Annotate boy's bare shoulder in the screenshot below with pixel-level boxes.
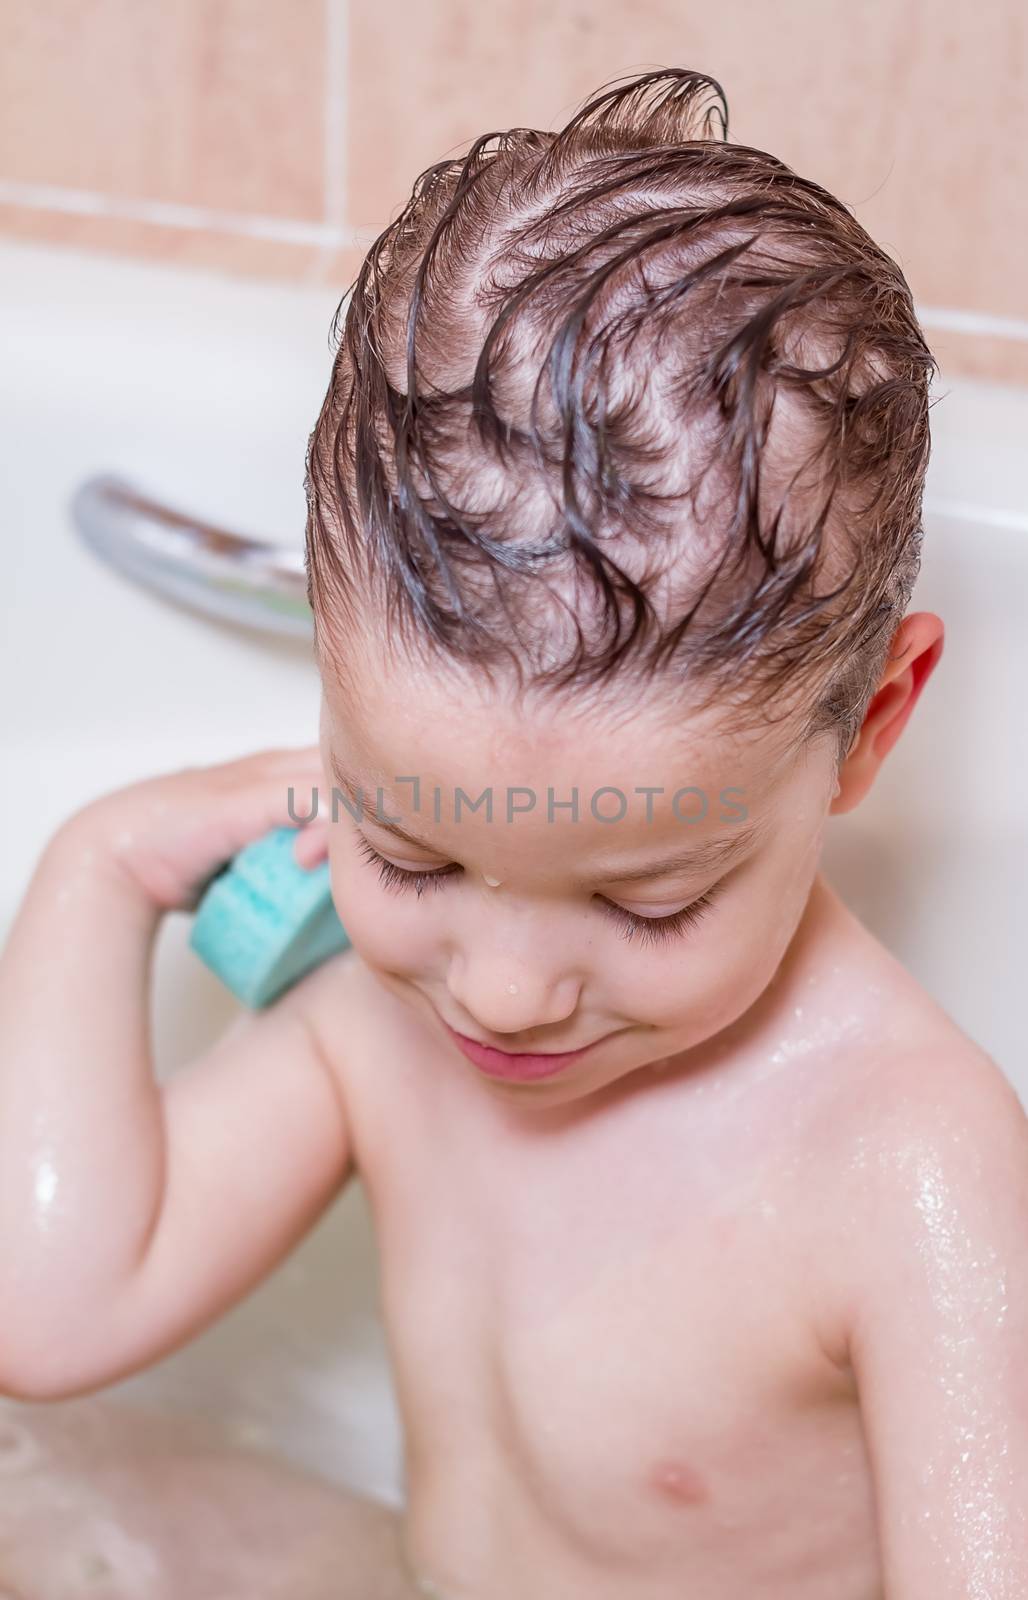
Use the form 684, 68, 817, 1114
800, 884, 1024, 1178
801, 998, 1028, 1365
281, 944, 410, 1119
819, 1026, 1025, 1188
284, 943, 370, 1072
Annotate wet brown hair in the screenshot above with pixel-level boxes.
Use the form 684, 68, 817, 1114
304, 66, 937, 765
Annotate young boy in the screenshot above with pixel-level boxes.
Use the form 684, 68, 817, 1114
2, 66, 1026, 1600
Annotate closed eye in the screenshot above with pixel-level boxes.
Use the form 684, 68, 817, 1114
353, 835, 720, 948
355, 835, 458, 896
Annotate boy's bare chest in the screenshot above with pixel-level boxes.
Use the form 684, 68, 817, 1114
337, 986, 881, 1597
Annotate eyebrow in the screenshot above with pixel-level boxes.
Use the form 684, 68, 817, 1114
329, 758, 764, 886
589, 824, 763, 884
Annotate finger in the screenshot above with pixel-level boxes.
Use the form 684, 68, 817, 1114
292, 819, 331, 869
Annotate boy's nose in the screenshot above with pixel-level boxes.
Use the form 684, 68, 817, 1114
445, 953, 582, 1043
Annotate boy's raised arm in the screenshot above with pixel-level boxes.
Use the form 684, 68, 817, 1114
843, 1057, 1028, 1596
0, 749, 352, 1400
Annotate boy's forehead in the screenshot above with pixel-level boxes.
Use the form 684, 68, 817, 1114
319, 648, 800, 805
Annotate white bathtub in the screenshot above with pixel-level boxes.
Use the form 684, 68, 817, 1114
1, 237, 1026, 1510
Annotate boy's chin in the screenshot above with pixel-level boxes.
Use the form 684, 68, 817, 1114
481, 1050, 677, 1111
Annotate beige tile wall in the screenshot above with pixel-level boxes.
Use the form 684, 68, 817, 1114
1, 0, 1026, 382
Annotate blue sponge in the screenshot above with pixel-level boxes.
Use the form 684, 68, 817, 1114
189, 826, 351, 1008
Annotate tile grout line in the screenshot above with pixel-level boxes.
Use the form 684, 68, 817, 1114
0, 179, 348, 248
1, 178, 1027, 346
323, 0, 349, 233
916, 305, 1028, 343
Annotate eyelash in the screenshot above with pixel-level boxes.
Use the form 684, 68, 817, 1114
353, 835, 718, 947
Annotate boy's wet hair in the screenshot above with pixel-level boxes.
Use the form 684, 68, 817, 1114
305, 67, 936, 764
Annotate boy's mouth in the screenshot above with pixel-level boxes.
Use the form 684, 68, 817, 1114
442, 1022, 606, 1081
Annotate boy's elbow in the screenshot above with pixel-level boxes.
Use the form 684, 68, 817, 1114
0, 1280, 152, 1402
0, 1367, 66, 1404
0, 1312, 118, 1402
0, 1341, 89, 1403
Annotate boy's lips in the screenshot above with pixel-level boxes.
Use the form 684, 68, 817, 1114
442, 1022, 609, 1081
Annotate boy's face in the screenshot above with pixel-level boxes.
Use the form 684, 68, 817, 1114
317, 644, 839, 1110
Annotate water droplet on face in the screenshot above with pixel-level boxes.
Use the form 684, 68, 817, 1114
483, 873, 502, 887
648, 1457, 710, 1506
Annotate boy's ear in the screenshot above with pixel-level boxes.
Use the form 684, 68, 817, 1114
830, 611, 945, 815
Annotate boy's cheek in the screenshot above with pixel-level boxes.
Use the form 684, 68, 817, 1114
642, 937, 759, 1037
327, 854, 432, 974
654, 900, 789, 1034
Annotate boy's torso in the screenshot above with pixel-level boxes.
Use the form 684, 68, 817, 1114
309, 873, 978, 1600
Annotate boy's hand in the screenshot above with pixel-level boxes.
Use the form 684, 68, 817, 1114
64, 745, 331, 912
0, 742, 349, 1401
